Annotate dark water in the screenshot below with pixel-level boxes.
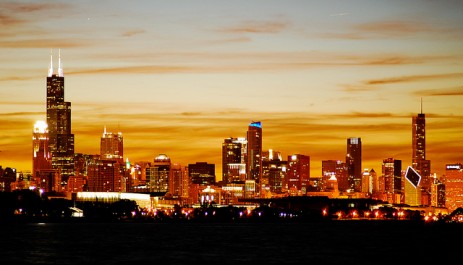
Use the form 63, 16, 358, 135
1, 220, 462, 264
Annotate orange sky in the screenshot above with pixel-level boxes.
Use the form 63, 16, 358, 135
1, 0, 463, 179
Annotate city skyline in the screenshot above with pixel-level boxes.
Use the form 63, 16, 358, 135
1, 0, 463, 179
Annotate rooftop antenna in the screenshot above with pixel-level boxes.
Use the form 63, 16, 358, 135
420, 97, 423, 114
58, 49, 63, 77
48, 49, 53, 77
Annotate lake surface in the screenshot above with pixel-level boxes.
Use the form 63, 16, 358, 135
1, 220, 462, 264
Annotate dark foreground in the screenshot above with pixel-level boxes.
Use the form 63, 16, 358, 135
1, 220, 462, 265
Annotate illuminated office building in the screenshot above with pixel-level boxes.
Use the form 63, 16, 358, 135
382, 158, 402, 203
87, 159, 120, 192
444, 164, 463, 213
222, 137, 247, 184
247, 121, 262, 195
100, 127, 124, 164
412, 101, 431, 192
46, 50, 75, 184
346, 137, 362, 192
404, 166, 422, 206
262, 150, 287, 194
147, 154, 171, 193
170, 163, 188, 200
322, 160, 348, 192
32, 121, 52, 178
287, 154, 310, 193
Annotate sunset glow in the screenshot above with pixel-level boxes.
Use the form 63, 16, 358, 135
1, 0, 462, 179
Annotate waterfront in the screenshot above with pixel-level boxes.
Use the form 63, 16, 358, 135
1, 220, 462, 264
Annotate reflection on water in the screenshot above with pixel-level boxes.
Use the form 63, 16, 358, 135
1, 221, 462, 264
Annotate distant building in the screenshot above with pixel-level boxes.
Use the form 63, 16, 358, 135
46, 50, 75, 184
412, 101, 431, 203
100, 127, 124, 164
404, 166, 422, 206
147, 154, 171, 193
287, 154, 310, 194
322, 160, 348, 192
346, 137, 362, 192
222, 137, 247, 184
247, 121, 262, 195
444, 163, 463, 213
188, 162, 215, 185
382, 158, 402, 203
32, 121, 52, 180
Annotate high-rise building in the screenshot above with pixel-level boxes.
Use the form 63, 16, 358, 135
444, 164, 463, 213
100, 127, 124, 164
147, 154, 171, 193
46, 50, 74, 184
322, 160, 348, 191
222, 137, 247, 184
382, 158, 402, 203
32, 121, 52, 178
412, 100, 431, 191
346, 137, 362, 192
404, 166, 422, 206
87, 158, 120, 192
247, 121, 262, 195
262, 150, 287, 195
287, 154, 310, 194
188, 162, 216, 185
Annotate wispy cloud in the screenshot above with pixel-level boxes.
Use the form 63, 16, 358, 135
414, 86, 463, 96
220, 20, 289, 34
364, 72, 463, 85
121, 29, 146, 37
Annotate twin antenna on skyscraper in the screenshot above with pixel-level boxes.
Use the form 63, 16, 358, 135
48, 49, 63, 77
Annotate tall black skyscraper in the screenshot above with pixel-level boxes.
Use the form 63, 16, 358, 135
346, 137, 362, 192
46, 50, 75, 184
247, 121, 262, 195
412, 99, 431, 204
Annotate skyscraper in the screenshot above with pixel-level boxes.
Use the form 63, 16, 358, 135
100, 126, 124, 164
412, 100, 431, 192
46, 50, 75, 184
287, 154, 310, 193
32, 121, 52, 178
346, 137, 362, 192
247, 121, 262, 195
382, 158, 402, 203
222, 137, 247, 184
404, 166, 422, 206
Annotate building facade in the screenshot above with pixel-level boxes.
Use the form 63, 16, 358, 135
246, 121, 262, 195
46, 50, 75, 184
346, 137, 362, 192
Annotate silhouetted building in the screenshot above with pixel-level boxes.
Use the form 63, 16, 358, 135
412, 100, 431, 194
346, 137, 362, 192
46, 50, 74, 184
189, 162, 215, 185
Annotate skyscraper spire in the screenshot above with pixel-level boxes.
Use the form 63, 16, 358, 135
58, 49, 63, 77
420, 97, 423, 114
48, 49, 54, 77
